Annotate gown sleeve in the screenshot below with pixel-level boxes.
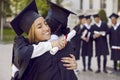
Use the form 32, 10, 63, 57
31, 42, 52, 58
13, 35, 33, 79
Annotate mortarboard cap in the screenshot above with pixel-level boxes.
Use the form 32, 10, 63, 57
85, 15, 91, 19
78, 15, 85, 19
45, 0, 76, 35
10, 0, 40, 35
109, 13, 119, 19
93, 14, 99, 18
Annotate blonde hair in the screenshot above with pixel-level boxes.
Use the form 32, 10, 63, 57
28, 23, 35, 44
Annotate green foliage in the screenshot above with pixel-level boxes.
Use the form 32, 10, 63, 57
36, 0, 49, 18
2, 28, 27, 43
10, 0, 49, 18
10, 0, 30, 15
118, 63, 120, 68
0, 0, 12, 17
98, 9, 108, 23
3, 28, 16, 43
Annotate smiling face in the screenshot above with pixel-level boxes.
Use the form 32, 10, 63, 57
28, 17, 51, 43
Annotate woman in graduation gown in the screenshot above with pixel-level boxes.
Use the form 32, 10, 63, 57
109, 13, 120, 71
81, 15, 93, 71
92, 14, 109, 73
11, 0, 77, 80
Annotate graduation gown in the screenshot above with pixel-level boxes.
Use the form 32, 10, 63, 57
109, 24, 120, 61
81, 25, 93, 57
13, 36, 33, 79
12, 36, 77, 80
92, 21, 109, 56
50, 42, 77, 80
71, 24, 83, 60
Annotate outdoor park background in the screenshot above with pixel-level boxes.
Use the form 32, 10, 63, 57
0, 0, 120, 80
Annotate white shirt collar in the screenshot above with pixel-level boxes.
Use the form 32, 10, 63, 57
112, 23, 120, 30
95, 20, 102, 27
84, 23, 91, 29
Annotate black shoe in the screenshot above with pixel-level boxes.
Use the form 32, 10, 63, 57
83, 68, 86, 72
88, 68, 93, 72
103, 69, 108, 73
95, 70, 101, 73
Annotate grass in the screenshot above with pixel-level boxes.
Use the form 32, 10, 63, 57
1, 28, 16, 43
118, 63, 120, 68
1, 28, 27, 43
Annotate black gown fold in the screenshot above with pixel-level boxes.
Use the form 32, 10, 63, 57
12, 36, 77, 80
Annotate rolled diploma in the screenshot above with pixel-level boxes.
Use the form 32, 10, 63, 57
81, 30, 87, 38
87, 32, 91, 38
50, 30, 76, 55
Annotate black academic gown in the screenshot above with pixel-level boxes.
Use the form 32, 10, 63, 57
50, 42, 77, 80
13, 36, 33, 80
92, 21, 109, 56
81, 25, 93, 57
12, 36, 77, 80
71, 24, 83, 60
109, 25, 120, 61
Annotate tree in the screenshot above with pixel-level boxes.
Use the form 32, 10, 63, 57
10, 0, 30, 15
0, 0, 12, 40
10, 0, 49, 18
0, 0, 12, 17
36, 0, 49, 17
98, 9, 108, 23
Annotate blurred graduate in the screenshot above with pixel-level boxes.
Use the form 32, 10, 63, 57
81, 15, 93, 72
92, 14, 109, 73
11, 0, 77, 80
109, 13, 120, 71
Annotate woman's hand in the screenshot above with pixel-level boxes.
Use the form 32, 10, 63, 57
51, 36, 67, 50
61, 54, 77, 70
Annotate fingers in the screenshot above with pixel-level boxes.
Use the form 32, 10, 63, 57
63, 64, 77, 70
58, 36, 67, 50
69, 54, 75, 60
58, 40, 66, 50
51, 36, 67, 50
61, 54, 77, 70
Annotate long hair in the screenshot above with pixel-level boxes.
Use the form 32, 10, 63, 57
28, 23, 35, 44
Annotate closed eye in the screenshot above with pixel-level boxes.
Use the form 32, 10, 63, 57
37, 23, 42, 28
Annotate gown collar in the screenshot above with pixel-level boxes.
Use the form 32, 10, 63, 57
84, 23, 91, 30
95, 20, 102, 27
112, 23, 120, 30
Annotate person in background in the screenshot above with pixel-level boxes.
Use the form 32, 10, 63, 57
92, 13, 109, 73
11, 0, 77, 80
109, 13, 120, 71
81, 15, 93, 72
71, 14, 86, 60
